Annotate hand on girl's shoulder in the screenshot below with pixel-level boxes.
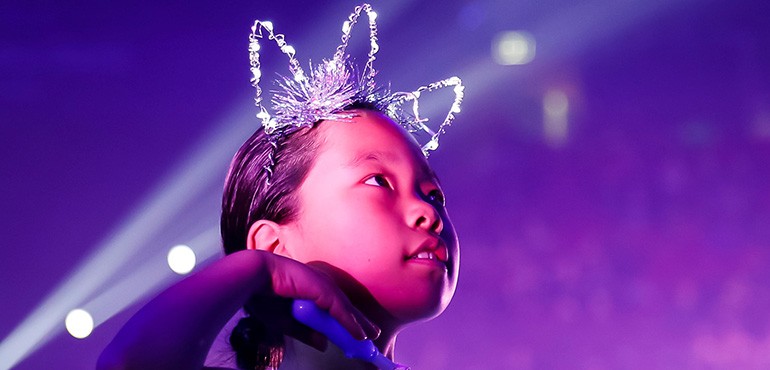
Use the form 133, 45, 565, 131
246, 251, 380, 345
98, 250, 377, 370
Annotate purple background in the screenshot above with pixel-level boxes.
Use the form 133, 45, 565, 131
3, 0, 770, 369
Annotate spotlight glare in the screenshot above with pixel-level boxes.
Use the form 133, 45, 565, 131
167, 245, 196, 275
544, 89, 569, 117
64, 309, 93, 339
543, 89, 570, 148
1, 103, 255, 368
493, 31, 536, 65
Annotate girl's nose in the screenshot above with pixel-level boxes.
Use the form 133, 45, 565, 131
408, 197, 443, 234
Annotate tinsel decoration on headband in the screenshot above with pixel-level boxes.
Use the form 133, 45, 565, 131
249, 3, 464, 184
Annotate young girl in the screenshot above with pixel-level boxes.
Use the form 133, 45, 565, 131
98, 4, 463, 369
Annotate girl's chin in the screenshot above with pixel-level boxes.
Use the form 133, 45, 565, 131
377, 292, 451, 327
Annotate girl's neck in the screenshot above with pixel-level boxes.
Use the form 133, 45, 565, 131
279, 333, 397, 370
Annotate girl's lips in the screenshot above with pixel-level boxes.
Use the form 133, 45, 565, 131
407, 251, 448, 269
406, 238, 449, 265
412, 251, 441, 260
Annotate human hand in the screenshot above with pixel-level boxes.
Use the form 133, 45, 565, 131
249, 252, 381, 350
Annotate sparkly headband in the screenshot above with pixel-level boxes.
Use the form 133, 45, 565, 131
249, 3, 464, 184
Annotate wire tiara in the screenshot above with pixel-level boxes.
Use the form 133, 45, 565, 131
249, 3, 464, 184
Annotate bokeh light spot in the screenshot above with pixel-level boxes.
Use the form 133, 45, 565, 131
493, 31, 536, 65
543, 89, 570, 148
167, 244, 196, 275
64, 309, 93, 339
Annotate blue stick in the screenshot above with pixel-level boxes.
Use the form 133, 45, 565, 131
292, 299, 410, 370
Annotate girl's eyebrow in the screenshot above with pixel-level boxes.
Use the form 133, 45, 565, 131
347, 150, 441, 185
347, 151, 399, 169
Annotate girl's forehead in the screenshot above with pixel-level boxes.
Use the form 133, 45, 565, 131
317, 111, 439, 182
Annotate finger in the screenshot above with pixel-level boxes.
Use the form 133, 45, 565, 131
323, 296, 368, 340
330, 294, 379, 340
305, 261, 380, 340
269, 256, 370, 340
356, 312, 380, 340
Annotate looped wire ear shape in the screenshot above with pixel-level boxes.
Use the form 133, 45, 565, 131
334, 3, 380, 94
388, 77, 465, 155
249, 20, 307, 134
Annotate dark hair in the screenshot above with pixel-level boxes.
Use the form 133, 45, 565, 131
221, 125, 323, 369
221, 125, 323, 254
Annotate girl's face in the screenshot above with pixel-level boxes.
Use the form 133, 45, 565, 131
281, 110, 459, 327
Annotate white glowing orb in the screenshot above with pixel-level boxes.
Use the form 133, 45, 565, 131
167, 244, 196, 275
65, 309, 93, 339
493, 31, 536, 65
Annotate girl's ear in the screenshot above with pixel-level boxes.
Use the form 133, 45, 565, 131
247, 220, 289, 256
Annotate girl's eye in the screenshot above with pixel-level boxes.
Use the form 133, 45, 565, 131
364, 174, 391, 188
427, 189, 446, 206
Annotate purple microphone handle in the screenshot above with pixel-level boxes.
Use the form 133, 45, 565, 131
292, 299, 409, 370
